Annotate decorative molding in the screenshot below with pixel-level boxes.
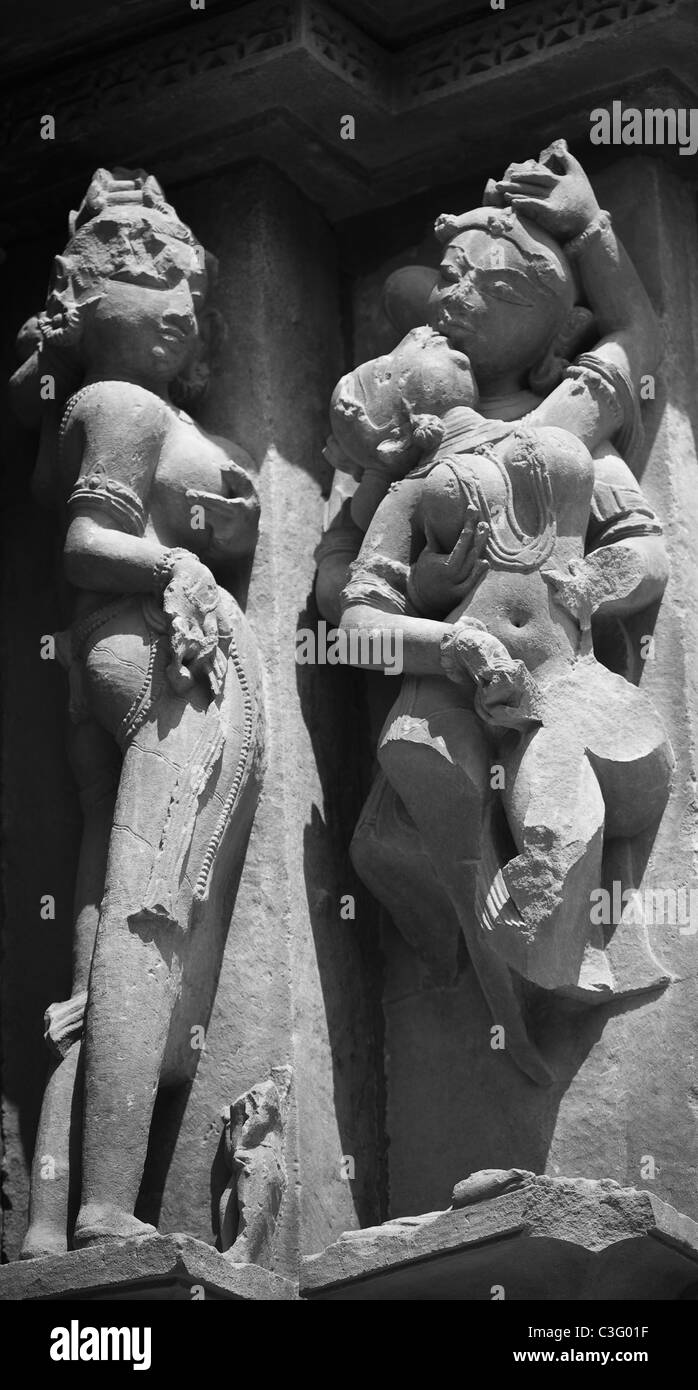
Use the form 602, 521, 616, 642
0, 0, 692, 235
2, 3, 300, 151
304, 4, 387, 93
401, 0, 679, 103
1, 0, 682, 147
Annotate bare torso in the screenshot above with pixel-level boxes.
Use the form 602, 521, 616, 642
60, 381, 254, 622
414, 425, 595, 674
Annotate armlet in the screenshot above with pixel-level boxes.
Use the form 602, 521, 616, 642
341, 553, 409, 617
588, 480, 663, 549
67, 475, 147, 537
566, 353, 643, 460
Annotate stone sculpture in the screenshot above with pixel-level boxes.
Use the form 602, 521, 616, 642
10, 169, 264, 1256
218, 1066, 292, 1269
317, 141, 674, 1084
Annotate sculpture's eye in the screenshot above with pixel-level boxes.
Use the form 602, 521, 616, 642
477, 270, 533, 307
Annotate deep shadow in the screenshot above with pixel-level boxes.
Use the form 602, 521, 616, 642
296, 587, 389, 1229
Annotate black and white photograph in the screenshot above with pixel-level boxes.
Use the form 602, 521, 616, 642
0, 0, 697, 1355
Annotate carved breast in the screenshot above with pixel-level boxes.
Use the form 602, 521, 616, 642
421, 452, 506, 554
148, 410, 234, 548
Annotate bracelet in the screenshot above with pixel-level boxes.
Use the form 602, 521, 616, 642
152, 547, 191, 595
439, 616, 491, 684
439, 625, 465, 684
564, 209, 612, 260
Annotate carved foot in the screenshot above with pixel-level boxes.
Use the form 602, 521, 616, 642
19, 1224, 68, 1260
556, 941, 616, 1003
451, 1168, 534, 1208
480, 864, 615, 1001
73, 1205, 157, 1249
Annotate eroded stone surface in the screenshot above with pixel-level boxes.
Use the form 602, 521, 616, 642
319, 141, 674, 1092
302, 1176, 698, 1300
452, 1168, 533, 1207
3, 11, 698, 1300
9, 168, 265, 1261
374, 158, 698, 1224
0, 1233, 297, 1301
219, 1067, 293, 1269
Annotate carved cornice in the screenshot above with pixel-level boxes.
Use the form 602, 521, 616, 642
1, 0, 694, 239
401, 0, 680, 103
1, 1, 386, 147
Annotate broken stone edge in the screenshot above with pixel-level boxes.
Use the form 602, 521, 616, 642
300, 1177, 698, 1297
0, 1233, 298, 1301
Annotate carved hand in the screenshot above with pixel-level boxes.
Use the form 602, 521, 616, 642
544, 545, 648, 627
541, 555, 597, 630
163, 554, 227, 694
441, 617, 542, 729
185, 488, 260, 560
409, 507, 490, 615
474, 661, 542, 730
493, 139, 600, 242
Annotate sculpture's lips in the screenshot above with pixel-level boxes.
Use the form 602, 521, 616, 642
436, 306, 475, 338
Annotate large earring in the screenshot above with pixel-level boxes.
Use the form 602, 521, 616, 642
528, 306, 595, 395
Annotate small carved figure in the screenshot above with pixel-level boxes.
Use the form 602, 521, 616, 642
218, 1068, 292, 1269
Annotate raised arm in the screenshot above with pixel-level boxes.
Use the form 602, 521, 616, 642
494, 138, 659, 386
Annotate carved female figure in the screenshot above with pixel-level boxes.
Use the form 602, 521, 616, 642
11, 170, 264, 1254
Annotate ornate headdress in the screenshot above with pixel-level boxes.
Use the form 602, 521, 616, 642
38, 168, 212, 348
434, 205, 576, 304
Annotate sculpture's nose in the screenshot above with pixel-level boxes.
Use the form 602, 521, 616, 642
164, 282, 197, 333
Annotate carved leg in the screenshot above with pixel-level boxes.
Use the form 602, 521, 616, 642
601, 836, 672, 997
74, 683, 213, 1248
20, 1042, 82, 1260
350, 770, 462, 984
479, 662, 675, 997
482, 726, 608, 995
376, 676, 553, 1086
21, 720, 118, 1259
68, 720, 122, 992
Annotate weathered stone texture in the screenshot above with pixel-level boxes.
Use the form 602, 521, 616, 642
302, 1176, 698, 1300
136, 166, 385, 1264
377, 160, 698, 1223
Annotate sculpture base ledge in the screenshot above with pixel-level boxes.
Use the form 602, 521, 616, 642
0, 1233, 298, 1301
301, 1177, 698, 1301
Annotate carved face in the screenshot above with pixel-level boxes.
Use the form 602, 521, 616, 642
429, 228, 573, 386
330, 325, 477, 474
361, 330, 475, 417
81, 275, 203, 384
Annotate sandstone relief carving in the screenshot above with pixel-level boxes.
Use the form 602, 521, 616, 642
316, 140, 674, 1085
301, 1171, 698, 1302
10, 168, 264, 1257
218, 1066, 293, 1269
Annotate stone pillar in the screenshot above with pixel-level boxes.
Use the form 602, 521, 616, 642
379, 157, 698, 1225
138, 164, 386, 1270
